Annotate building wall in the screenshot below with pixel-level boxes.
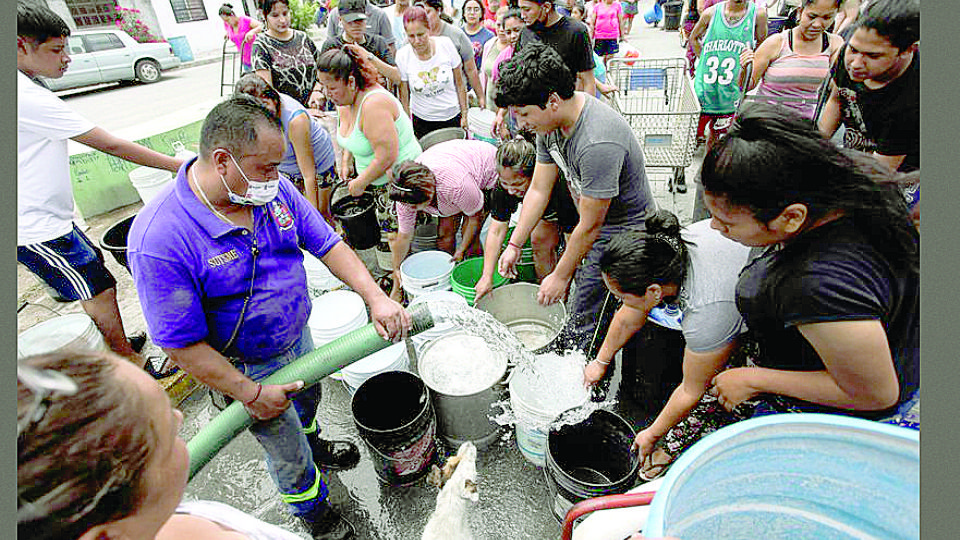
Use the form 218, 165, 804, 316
150, 0, 237, 60
44, 0, 81, 31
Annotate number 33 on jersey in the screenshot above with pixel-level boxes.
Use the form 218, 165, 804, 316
694, 1, 758, 115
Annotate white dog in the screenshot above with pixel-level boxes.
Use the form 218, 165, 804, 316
421, 441, 479, 540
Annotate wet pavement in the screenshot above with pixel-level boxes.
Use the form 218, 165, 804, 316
16, 5, 703, 538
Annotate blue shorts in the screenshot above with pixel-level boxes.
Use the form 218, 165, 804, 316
18, 224, 116, 302
622, 0, 639, 16
594, 39, 620, 57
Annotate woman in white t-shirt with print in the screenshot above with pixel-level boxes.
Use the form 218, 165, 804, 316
397, 5, 469, 140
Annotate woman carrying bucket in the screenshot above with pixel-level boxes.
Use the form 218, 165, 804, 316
317, 44, 423, 249
474, 136, 578, 303
387, 139, 499, 301
235, 73, 338, 223
584, 210, 752, 480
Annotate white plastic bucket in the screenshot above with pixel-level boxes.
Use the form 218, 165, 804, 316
400, 250, 454, 301
341, 342, 409, 395
308, 290, 368, 346
302, 250, 344, 296
509, 360, 590, 466
467, 107, 498, 144
129, 166, 174, 204
18, 313, 107, 358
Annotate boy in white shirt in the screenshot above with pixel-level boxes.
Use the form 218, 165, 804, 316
17, 2, 182, 375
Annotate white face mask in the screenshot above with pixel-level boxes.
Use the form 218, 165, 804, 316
222, 153, 281, 206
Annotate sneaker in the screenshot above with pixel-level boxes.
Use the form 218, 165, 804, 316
303, 504, 356, 540
308, 434, 361, 471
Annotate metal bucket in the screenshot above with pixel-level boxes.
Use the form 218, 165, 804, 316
475, 282, 566, 353
417, 332, 508, 450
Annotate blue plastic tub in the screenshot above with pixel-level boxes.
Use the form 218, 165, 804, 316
644, 414, 919, 540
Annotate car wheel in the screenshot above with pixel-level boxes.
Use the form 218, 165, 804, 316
135, 59, 161, 83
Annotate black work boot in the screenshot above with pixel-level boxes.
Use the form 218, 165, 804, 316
303, 503, 356, 540
307, 432, 361, 471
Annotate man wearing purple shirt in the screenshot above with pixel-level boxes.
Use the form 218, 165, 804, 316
128, 96, 409, 540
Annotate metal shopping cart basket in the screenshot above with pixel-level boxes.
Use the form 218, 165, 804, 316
607, 57, 700, 211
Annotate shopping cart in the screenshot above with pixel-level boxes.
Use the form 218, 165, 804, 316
607, 57, 700, 211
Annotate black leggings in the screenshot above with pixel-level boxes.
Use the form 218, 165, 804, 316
412, 113, 462, 141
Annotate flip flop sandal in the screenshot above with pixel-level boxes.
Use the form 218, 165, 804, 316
638, 448, 675, 482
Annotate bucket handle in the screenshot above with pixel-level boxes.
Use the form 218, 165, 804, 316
559, 491, 657, 540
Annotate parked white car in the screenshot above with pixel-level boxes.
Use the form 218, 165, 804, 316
41, 29, 182, 91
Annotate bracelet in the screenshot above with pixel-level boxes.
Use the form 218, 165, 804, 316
243, 382, 262, 406
594, 358, 611, 365
507, 241, 522, 252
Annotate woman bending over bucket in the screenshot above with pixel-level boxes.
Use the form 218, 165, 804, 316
387, 139, 500, 301
474, 136, 579, 303
585, 210, 752, 480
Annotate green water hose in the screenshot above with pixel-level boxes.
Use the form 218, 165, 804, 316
187, 303, 434, 479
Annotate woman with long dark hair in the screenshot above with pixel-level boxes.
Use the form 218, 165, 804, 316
251, 0, 324, 108
588, 210, 752, 480
699, 102, 919, 420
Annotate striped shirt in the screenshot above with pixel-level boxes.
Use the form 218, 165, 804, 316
396, 139, 498, 234
754, 31, 833, 119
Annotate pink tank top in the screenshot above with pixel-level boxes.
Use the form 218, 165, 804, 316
754, 30, 833, 119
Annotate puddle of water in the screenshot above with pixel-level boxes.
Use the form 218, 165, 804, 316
178, 300, 645, 539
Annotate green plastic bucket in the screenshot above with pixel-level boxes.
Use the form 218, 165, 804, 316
451, 257, 507, 305
503, 226, 534, 263
515, 262, 538, 283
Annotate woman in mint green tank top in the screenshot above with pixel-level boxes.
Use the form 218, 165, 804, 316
318, 44, 422, 241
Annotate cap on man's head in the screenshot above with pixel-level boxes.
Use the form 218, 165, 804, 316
340, 0, 368, 23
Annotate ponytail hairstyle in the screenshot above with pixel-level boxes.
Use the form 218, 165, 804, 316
495, 136, 536, 180
18, 352, 157, 540
388, 160, 436, 205
317, 44, 380, 90
234, 72, 281, 113
599, 210, 690, 297
219, 3, 235, 16
700, 102, 917, 273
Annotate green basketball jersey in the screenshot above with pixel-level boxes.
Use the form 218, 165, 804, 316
694, 1, 757, 115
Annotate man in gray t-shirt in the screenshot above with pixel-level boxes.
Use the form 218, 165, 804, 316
494, 41, 657, 355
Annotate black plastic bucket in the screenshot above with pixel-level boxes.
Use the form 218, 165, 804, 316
99, 214, 136, 274
663, 1, 683, 31
545, 407, 639, 521
352, 371, 437, 485
332, 193, 378, 250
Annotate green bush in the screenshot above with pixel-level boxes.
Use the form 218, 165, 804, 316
288, 0, 320, 31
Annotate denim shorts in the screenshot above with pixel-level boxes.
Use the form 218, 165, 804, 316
17, 224, 116, 302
